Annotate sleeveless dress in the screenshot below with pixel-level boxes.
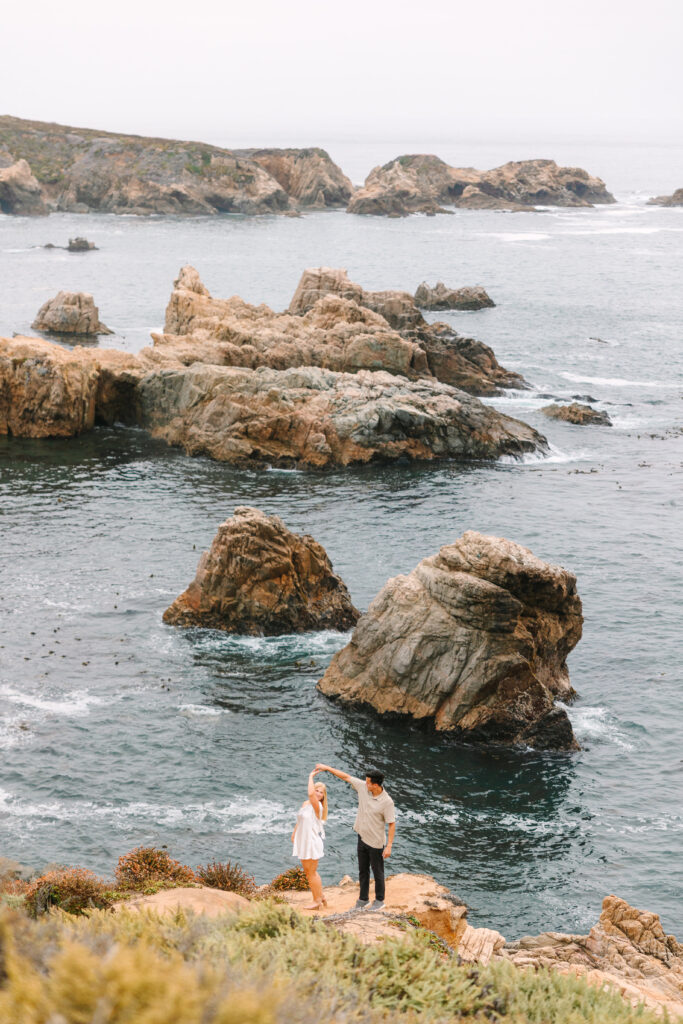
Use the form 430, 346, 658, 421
292, 801, 325, 860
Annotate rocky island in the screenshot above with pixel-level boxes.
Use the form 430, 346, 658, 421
647, 187, 683, 207
164, 506, 359, 634
0, 115, 353, 215
348, 154, 615, 216
318, 531, 583, 750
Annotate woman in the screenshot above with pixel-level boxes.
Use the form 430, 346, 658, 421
291, 768, 328, 909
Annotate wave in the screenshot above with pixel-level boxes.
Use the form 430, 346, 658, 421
498, 442, 588, 466
0, 788, 293, 834
560, 372, 669, 388
189, 628, 351, 660
0, 684, 103, 717
561, 703, 637, 751
178, 703, 227, 717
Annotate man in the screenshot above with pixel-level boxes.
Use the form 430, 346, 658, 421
315, 762, 395, 910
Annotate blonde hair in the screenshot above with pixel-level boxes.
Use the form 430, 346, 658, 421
313, 781, 329, 821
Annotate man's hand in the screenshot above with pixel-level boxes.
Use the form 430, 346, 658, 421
315, 763, 329, 771
382, 846, 392, 860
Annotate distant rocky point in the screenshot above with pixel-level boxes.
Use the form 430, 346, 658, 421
0, 116, 352, 215
318, 531, 583, 750
164, 506, 359, 635
647, 187, 683, 207
414, 282, 495, 311
32, 291, 112, 335
348, 155, 615, 216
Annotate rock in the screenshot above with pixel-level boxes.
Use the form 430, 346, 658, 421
114, 886, 250, 918
0, 336, 100, 437
0, 158, 48, 215
136, 363, 545, 468
281, 872, 468, 948
32, 291, 112, 335
0, 115, 351, 216
163, 506, 359, 635
414, 282, 495, 311
67, 237, 97, 251
647, 187, 683, 207
500, 895, 683, 1018
348, 155, 615, 216
288, 267, 524, 395
541, 402, 612, 426
457, 924, 507, 964
317, 531, 582, 750
0, 856, 36, 881
235, 147, 354, 208
0, 335, 546, 466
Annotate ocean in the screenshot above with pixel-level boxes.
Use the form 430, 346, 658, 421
1, 139, 682, 938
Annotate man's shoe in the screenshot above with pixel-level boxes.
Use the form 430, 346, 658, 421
353, 899, 369, 910
369, 900, 385, 911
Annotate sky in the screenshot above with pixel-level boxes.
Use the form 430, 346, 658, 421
2, 0, 682, 147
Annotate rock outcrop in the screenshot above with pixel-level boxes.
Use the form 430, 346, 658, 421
647, 188, 683, 207
348, 155, 615, 216
414, 282, 495, 311
0, 116, 352, 216
0, 336, 100, 437
317, 531, 583, 750
499, 895, 683, 1018
32, 291, 112, 335
235, 147, 354, 208
287, 267, 523, 395
0, 156, 48, 215
67, 237, 97, 251
282, 872, 468, 948
136, 364, 543, 468
0, 335, 545, 466
163, 506, 359, 635
541, 402, 612, 426
115, 887, 250, 918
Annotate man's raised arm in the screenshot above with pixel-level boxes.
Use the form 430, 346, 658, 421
316, 763, 352, 783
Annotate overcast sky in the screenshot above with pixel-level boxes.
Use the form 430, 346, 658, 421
2, 0, 682, 147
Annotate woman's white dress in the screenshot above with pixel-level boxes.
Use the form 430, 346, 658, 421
292, 801, 325, 860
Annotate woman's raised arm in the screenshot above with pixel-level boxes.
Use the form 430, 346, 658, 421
308, 770, 322, 814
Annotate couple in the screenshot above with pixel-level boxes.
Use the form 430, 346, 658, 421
291, 761, 396, 911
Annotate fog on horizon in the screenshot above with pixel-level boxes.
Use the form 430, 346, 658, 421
2, 0, 682, 150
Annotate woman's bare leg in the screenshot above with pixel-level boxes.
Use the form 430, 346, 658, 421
301, 859, 324, 907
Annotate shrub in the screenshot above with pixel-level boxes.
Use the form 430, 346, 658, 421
268, 867, 309, 892
195, 860, 256, 896
23, 867, 113, 917
115, 847, 196, 890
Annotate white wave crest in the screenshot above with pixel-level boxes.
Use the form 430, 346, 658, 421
560, 372, 669, 388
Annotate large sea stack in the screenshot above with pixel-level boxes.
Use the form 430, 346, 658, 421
163, 506, 359, 635
318, 531, 583, 750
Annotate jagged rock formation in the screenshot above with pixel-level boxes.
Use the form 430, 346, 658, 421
0, 335, 546, 467
0, 154, 48, 215
499, 895, 683, 1017
0, 116, 351, 215
0, 336, 100, 437
234, 147, 353, 207
287, 267, 523, 395
32, 291, 112, 335
318, 531, 583, 750
414, 282, 495, 311
647, 188, 683, 207
541, 402, 612, 426
348, 155, 615, 216
163, 506, 359, 635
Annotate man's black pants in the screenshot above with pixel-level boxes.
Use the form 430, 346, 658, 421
357, 835, 385, 902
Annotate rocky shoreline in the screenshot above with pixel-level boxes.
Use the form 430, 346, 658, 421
1, 853, 681, 1019
1, 115, 620, 218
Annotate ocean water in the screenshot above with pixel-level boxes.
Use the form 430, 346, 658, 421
1, 140, 682, 939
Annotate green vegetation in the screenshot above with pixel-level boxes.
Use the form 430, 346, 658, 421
195, 860, 257, 896
0, 900, 661, 1023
